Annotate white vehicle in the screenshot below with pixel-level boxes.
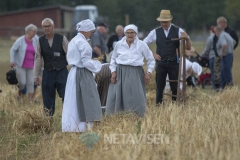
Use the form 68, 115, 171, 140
73, 5, 99, 25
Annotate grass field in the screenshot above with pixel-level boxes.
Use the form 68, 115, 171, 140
0, 38, 240, 159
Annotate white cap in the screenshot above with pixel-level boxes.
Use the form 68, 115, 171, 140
76, 19, 96, 32
124, 24, 138, 34
192, 62, 202, 76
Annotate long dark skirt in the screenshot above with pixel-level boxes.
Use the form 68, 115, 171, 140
106, 65, 146, 116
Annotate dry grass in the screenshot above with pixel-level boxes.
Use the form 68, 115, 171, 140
13, 108, 54, 134
0, 39, 240, 159
0, 38, 15, 85
1, 84, 240, 159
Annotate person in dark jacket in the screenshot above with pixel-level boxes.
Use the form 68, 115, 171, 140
217, 16, 238, 50
107, 25, 124, 52
34, 18, 69, 116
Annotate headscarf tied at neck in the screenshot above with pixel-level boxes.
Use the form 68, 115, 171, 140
119, 24, 140, 55
124, 24, 138, 34
121, 24, 139, 42
76, 19, 96, 32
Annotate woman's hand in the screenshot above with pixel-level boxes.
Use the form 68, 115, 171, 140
145, 72, 151, 85
10, 63, 16, 68
111, 71, 117, 84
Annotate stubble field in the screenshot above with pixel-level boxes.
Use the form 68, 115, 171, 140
0, 38, 240, 160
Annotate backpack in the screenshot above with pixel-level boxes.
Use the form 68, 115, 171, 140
6, 69, 18, 85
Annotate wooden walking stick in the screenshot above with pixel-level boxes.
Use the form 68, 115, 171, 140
163, 37, 187, 104
171, 37, 187, 103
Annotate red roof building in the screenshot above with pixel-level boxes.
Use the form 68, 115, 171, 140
0, 5, 74, 38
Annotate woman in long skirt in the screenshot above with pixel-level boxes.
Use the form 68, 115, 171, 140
106, 24, 155, 117
62, 19, 102, 132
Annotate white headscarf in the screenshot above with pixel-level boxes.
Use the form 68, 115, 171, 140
185, 58, 192, 71
124, 24, 138, 34
192, 62, 202, 76
182, 58, 202, 78
180, 59, 202, 89
76, 19, 96, 32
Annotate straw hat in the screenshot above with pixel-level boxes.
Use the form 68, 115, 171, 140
157, 10, 173, 21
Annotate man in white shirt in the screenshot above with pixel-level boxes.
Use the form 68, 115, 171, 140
143, 10, 191, 105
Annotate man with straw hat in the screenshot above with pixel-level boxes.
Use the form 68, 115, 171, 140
144, 10, 191, 105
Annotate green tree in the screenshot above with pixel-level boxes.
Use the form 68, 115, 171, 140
93, 0, 227, 32
225, 0, 240, 30
0, 0, 238, 32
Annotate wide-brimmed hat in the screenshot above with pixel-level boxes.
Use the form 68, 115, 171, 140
157, 10, 173, 21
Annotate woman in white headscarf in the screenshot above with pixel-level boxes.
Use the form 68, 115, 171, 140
180, 58, 202, 89
62, 19, 102, 132
106, 24, 155, 117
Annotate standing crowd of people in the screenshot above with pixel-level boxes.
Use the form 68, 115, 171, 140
9, 9, 238, 132
200, 16, 238, 91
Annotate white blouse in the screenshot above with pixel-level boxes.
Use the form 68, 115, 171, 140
143, 24, 185, 44
67, 33, 102, 73
109, 37, 155, 73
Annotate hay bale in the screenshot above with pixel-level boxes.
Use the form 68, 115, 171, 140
13, 108, 54, 134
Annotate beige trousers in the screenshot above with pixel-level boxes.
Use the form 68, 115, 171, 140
16, 65, 34, 93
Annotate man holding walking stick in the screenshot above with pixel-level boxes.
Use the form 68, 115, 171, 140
143, 10, 191, 105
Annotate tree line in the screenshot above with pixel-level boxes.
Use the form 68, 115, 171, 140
0, 0, 239, 32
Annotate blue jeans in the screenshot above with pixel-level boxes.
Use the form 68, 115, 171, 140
220, 53, 233, 89
209, 57, 215, 89
42, 67, 68, 116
